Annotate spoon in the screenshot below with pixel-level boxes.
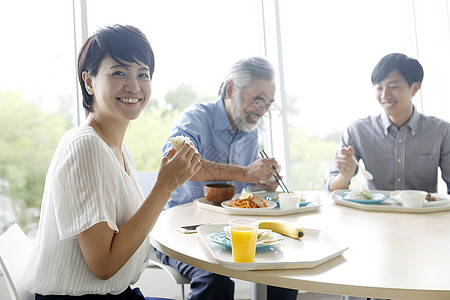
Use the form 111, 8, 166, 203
352, 156, 373, 180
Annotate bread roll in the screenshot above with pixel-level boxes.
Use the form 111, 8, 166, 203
169, 135, 194, 152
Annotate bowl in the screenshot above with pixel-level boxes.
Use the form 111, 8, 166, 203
278, 193, 301, 209
400, 190, 427, 208
204, 183, 236, 204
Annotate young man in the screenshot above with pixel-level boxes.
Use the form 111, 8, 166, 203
156, 57, 298, 300
326, 53, 450, 193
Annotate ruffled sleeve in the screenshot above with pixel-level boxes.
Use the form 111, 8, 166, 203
52, 132, 120, 240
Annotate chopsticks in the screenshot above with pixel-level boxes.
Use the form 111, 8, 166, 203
259, 149, 290, 193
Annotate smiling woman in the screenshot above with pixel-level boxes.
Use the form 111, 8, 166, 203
23, 24, 201, 299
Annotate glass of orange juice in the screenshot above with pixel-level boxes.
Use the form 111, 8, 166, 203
228, 218, 259, 263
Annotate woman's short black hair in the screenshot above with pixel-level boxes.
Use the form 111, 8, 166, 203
371, 53, 423, 87
77, 24, 155, 112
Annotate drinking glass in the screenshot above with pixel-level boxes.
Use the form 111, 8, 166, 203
228, 218, 259, 263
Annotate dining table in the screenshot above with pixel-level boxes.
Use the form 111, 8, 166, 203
149, 190, 450, 300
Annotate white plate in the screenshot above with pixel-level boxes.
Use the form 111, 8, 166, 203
390, 192, 450, 207
424, 198, 450, 207
221, 199, 277, 210
197, 223, 349, 270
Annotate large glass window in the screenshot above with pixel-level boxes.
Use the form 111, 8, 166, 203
0, 1, 76, 235
271, 0, 450, 192
85, 0, 264, 172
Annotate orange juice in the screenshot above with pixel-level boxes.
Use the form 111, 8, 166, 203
230, 225, 258, 263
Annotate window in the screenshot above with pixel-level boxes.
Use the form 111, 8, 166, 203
1, 1, 449, 236
265, 0, 449, 192
0, 1, 76, 235
85, 0, 264, 172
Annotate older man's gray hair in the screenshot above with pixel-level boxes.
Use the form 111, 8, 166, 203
219, 57, 275, 98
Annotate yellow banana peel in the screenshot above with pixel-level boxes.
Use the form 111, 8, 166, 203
258, 220, 304, 239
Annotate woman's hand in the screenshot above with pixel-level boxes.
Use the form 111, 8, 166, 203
157, 142, 202, 194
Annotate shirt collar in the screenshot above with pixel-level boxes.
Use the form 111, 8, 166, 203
213, 96, 233, 131
381, 106, 420, 136
407, 107, 420, 135
381, 112, 392, 136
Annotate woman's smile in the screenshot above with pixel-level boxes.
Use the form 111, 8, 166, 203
117, 97, 142, 104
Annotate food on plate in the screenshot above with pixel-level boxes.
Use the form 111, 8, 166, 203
426, 193, 436, 202
258, 220, 304, 239
345, 188, 372, 200
256, 231, 285, 245
256, 229, 272, 240
169, 135, 195, 152
257, 237, 284, 245
228, 193, 270, 208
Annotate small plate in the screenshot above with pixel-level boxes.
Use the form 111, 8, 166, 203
390, 192, 450, 207
269, 200, 312, 208
221, 199, 277, 210
424, 196, 450, 207
264, 194, 280, 202
264, 194, 316, 208
335, 192, 389, 204
209, 231, 284, 250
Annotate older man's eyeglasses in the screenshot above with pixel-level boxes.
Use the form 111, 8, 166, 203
251, 95, 274, 111
237, 85, 275, 111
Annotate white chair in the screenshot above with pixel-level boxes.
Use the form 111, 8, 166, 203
136, 171, 190, 300
146, 248, 189, 300
0, 223, 34, 300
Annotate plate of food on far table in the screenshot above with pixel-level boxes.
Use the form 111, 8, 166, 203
335, 189, 389, 205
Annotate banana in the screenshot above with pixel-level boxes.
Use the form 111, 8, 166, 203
258, 220, 304, 239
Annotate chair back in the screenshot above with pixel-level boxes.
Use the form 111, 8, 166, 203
0, 223, 34, 300
136, 171, 158, 198
136, 171, 189, 300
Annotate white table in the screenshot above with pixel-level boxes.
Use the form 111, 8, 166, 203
150, 191, 450, 299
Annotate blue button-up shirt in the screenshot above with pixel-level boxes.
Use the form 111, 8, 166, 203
326, 108, 450, 193
163, 97, 259, 208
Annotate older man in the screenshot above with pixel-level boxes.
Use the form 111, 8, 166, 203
326, 53, 450, 194
156, 57, 298, 300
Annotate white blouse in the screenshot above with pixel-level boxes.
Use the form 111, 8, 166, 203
25, 126, 151, 296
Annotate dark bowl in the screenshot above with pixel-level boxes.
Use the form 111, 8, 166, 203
204, 183, 236, 204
